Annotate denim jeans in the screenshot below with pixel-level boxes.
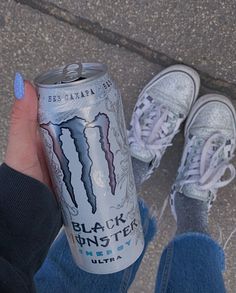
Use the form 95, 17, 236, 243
35, 200, 226, 293
156, 232, 226, 293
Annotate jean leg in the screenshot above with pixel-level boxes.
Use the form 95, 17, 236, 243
35, 199, 157, 293
155, 232, 226, 293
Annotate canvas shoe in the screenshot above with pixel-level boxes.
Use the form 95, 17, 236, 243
128, 65, 200, 180
170, 94, 236, 220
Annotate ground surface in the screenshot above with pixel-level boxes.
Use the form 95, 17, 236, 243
0, 0, 236, 292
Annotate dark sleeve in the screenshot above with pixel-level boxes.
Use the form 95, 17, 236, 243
0, 163, 62, 293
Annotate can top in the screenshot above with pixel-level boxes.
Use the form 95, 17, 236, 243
34, 63, 107, 88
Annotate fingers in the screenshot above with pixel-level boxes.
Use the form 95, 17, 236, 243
5, 78, 40, 176
5, 74, 55, 190
9, 80, 38, 140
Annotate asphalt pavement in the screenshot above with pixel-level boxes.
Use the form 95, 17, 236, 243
0, 0, 235, 292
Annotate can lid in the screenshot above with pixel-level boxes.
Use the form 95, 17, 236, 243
61, 63, 83, 83
34, 63, 107, 88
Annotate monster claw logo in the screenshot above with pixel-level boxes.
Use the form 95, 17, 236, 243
41, 113, 117, 214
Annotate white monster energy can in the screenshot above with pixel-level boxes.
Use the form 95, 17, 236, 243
35, 63, 144, 274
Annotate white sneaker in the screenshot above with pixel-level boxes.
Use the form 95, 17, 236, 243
170, 94, 236, 220
128, 65, 200, 180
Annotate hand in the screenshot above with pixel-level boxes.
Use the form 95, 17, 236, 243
5, 80, 52, 188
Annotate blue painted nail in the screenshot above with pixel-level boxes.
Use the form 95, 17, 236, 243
14, 72, 24, 100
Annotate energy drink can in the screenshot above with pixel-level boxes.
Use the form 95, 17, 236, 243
35, 63, 144, 274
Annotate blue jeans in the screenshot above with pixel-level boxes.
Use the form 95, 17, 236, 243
156, 233, 226, 293
35, 200, 226, 293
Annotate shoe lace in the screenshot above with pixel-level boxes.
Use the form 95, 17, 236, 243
132, 100, 182, 160
179, 132, 235, 202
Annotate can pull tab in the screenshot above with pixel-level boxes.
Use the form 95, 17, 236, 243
61, 63, 83, 83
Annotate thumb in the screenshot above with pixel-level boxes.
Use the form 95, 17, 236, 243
5, 75, 39, 172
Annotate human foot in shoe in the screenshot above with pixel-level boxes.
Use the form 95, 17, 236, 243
128, 65, 200, 184
171, 94, 236, 221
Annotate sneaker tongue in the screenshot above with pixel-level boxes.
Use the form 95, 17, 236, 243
178, 138, 211, 202
181, 184, 210, 202
180, 135, 224, 203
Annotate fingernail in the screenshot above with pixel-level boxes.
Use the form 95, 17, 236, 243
14, 72, 24, 100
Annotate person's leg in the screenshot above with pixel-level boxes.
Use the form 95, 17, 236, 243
34, 199, 156, 293
156, 232, 225, 293
155, 94, 236, 293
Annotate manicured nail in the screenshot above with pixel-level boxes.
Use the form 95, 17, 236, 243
14, 72, 24, 100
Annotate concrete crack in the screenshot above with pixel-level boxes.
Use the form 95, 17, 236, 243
14, 0, 236, 99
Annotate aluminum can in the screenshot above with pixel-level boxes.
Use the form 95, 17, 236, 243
35, 63, 144, 274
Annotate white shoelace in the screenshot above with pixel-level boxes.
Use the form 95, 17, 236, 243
179, 132, 235, 202
131, 101, 182, 161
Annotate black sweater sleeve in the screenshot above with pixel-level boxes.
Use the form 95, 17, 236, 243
0, 163, 62, 293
